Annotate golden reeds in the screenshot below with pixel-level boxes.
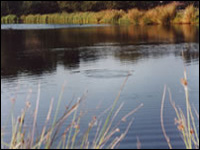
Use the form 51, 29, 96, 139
1, 3, 199, 25
161, 51, 199, 149
1, 75, 143, 149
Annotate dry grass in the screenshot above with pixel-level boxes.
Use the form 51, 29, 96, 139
1, 15, 18, 24
1, 74, 143, 149
99, 9, 125, 24
1, 2, 199, 25
173, 5, 199, 24
143, 2, 178, 25
161, 51, 199, 149
127, 9, 144, 25
182, 5, 199, 24
161, 85, 172, 149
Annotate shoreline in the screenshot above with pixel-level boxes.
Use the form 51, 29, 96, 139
1, 3, 199, 25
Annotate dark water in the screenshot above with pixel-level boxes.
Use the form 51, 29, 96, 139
1, 24, 199, 149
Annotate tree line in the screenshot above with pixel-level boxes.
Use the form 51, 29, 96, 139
1, 1, 199, 16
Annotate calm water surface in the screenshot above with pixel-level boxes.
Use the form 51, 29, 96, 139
1, 24, 199, 149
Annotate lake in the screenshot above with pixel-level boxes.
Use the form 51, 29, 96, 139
1, 24, 199, 149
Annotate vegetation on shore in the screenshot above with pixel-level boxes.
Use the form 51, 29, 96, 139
1, 3, 199, 25
2, 1, 198, 16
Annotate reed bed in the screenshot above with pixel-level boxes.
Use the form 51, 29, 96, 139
1, 15, 19, 24
142, 2, 178, 25
173, 5, 199, 24
1, 3, 199, 25
182, 5, 199, 24
1, 74, 143, 149
119, 9, 144, 25
161, 52, 199, 149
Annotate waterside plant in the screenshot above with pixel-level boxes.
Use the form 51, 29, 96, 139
1, 3, 199, 25
1, 75, 144, 149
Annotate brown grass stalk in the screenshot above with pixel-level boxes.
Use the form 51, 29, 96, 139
161, 85, 172, 149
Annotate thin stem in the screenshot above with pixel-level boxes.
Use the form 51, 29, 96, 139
161, 85, 172, 149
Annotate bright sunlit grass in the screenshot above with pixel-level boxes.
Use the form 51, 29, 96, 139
1, 3, 199, 25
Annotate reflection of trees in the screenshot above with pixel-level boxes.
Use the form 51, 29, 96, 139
1, 30, 57, 78
114, 46, 142, 63
172, 25, 199, 43
1, 49, 57, 77
1, 30, 25, 77
175, 43, 199, 64
79, 48, 100, 63
114, 45, 174, 63
182, 50, 199, 64
1, 24, 199, 78
116, 43, 199, 64
60, 49, 80, 69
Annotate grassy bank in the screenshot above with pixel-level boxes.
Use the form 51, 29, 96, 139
1, 3, 199, 25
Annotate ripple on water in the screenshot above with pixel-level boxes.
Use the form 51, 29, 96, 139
71, 69, 133, 79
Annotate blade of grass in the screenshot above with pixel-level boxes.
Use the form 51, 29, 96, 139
96, 74, 130, 148
161, 85, 172, 149
30, 82, 41, 147
35, 98, 54, 149
66, 98, 79, 149
110, 118, 134, 149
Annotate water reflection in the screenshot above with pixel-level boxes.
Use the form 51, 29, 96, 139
115, 43, 199, 64
62, 49, 80, 69
175, 43, 199, 64
1, 25, 199, 78
1, 24, 199, 149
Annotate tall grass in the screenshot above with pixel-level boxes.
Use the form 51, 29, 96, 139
182, 5, 199, 24
120, 9, 144, 25
1, 2, 199, 25
1, 75, 143, 149
161, 52, 199, 149
19, 12, 105, 24
142, 2, 178, 25
1, 15, 18, 24
173, 5, 199, 24
99, 10, 125, 24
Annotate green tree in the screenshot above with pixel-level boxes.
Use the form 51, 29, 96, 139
1, 1, 199, 16
22, 1, 59, 14
1, 1, 9, 16
8, 1, 23, 15
57, 1, 83, 12
21, 1, 34, 14
81, 1, 106, 12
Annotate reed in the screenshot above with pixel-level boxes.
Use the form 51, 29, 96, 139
161, 52, 199, 149
1, 2, 199, 25
99, 10, 125, 24
143, 2, 178, 25
126, 9, 144, 25
1, 15, 18, 24
173, 5, 199, 24
182, 5, 199, 24
1, 75, 143, 149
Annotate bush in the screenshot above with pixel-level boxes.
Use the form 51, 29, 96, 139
143, 2, 178, 25
127, 9, 144, 25
1, 15, 18, 24
1, 2, 199, 25
182, 5, 198, 24
100, 10, 125, 24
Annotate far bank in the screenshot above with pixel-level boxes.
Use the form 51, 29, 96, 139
1, 3, 199, 25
